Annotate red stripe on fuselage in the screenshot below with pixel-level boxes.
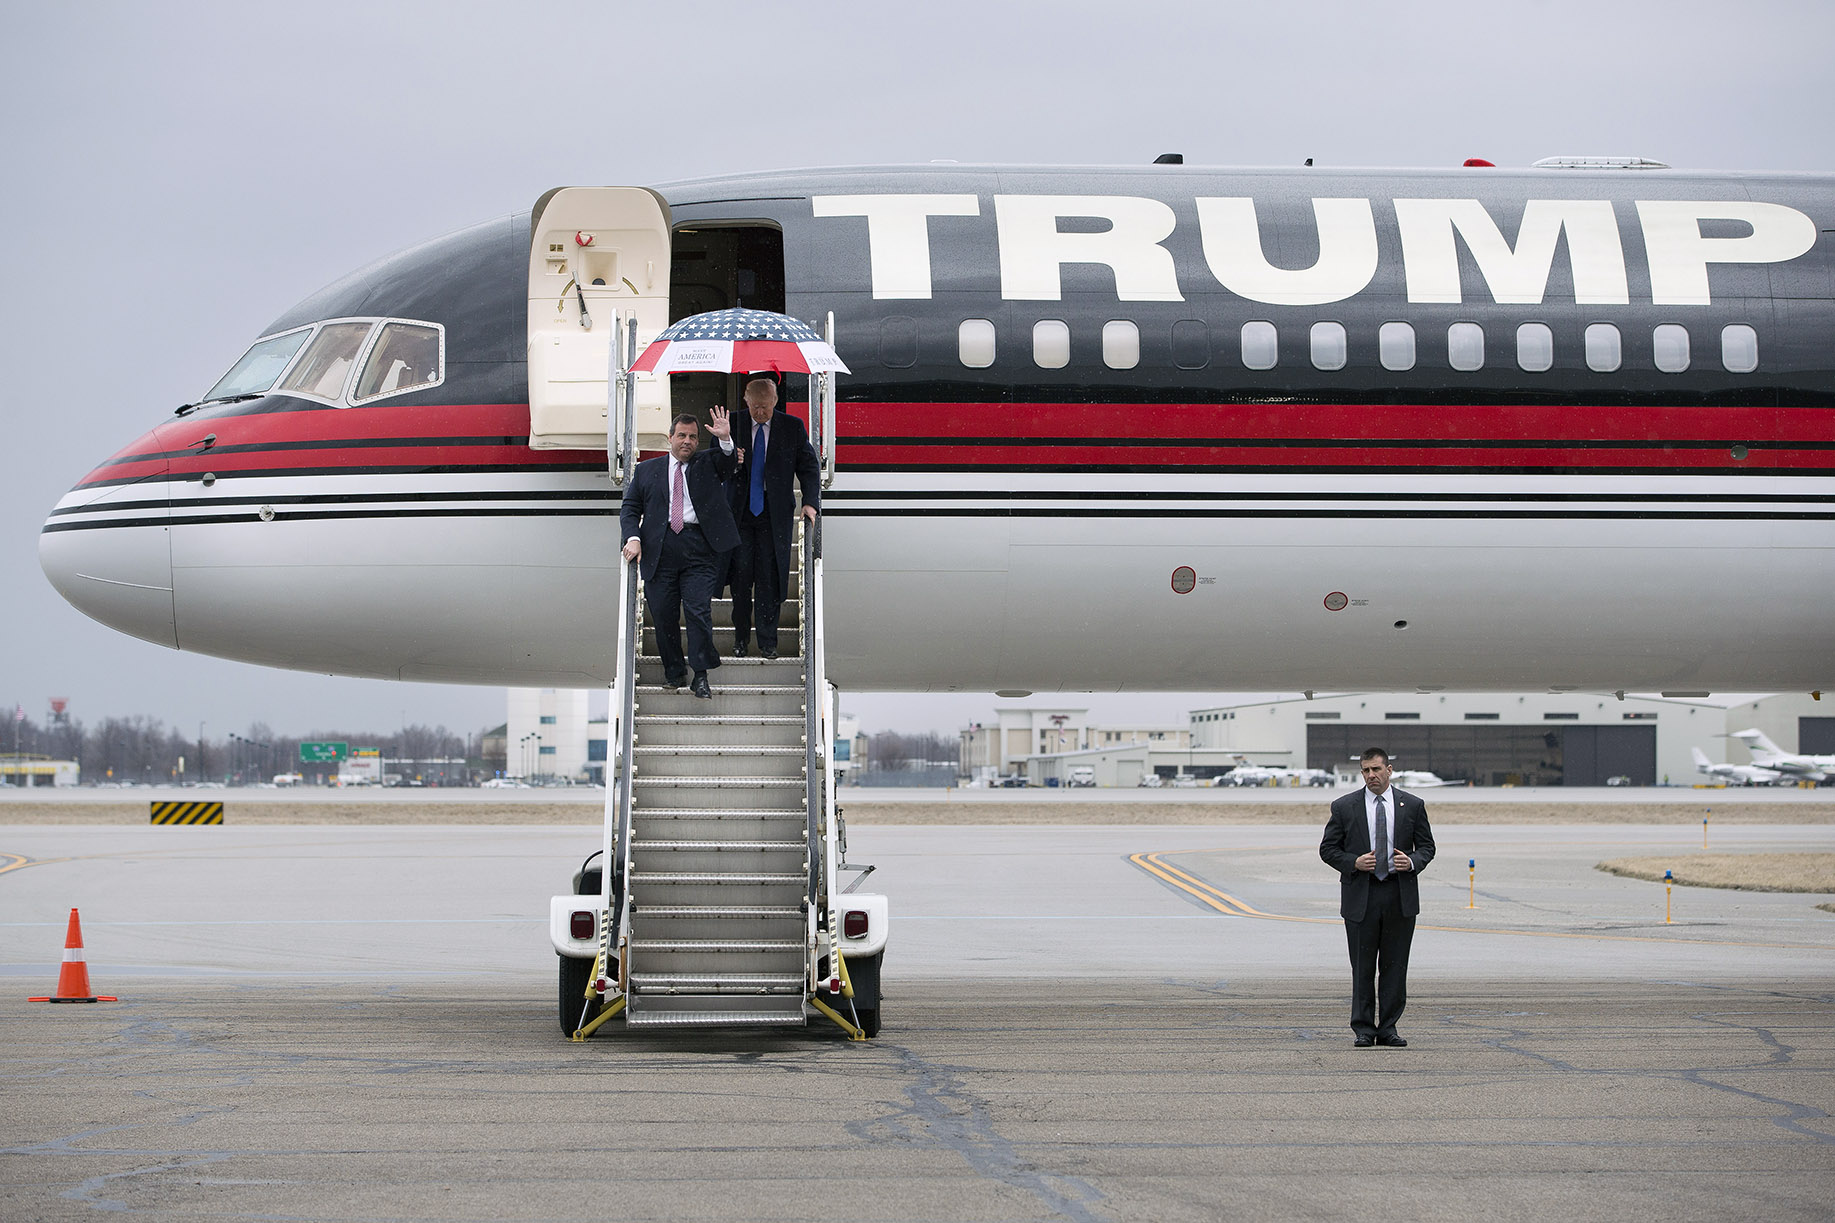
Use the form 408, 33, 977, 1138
76, 398, 1832, 488
79, 403, 598, 488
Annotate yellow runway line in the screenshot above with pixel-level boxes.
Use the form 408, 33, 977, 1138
1130, 848, 1834, 953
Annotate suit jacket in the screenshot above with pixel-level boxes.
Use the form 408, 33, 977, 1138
618, 443, 738, 581
732, 410, 821, 590
1320, 787, 1436, 921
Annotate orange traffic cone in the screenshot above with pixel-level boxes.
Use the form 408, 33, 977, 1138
29, 908, 117, 1003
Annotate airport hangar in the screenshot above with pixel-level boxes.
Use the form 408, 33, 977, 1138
1011, 692, 1830, 788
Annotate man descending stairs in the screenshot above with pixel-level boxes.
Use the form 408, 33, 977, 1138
622, 545, 813, 1027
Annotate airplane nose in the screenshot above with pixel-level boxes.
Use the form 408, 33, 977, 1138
38, 425, 178, 649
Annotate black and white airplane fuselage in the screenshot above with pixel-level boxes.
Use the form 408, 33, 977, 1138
40, 163, 1835, 693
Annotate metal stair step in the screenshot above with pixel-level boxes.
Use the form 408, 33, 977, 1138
633, 840, 807, 852
624, 1008, 806, 1027
634, 708, 800, 719
633, 808, 808, 819
631, 866, 803, 877
634, 679, 800, 690
632, 776, 806, 788
635, 745, 805, 757
630, 939, 802, 953
630, 973, 805, 994
638, 906, 802, 919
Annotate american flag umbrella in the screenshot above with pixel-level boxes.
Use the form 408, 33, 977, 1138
630, 307, 850, 375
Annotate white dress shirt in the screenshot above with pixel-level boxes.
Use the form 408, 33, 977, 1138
625, 437, 733, 544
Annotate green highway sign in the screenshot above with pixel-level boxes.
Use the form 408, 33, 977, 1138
299, 742, 348, 763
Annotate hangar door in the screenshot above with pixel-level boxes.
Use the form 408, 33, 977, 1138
1561, 726, 1656, 786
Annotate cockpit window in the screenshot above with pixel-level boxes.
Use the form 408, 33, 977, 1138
279, 321, 375, 400
353, 322, 443, 402
200, 328, 312, 401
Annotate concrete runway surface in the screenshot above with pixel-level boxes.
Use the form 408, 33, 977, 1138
3, 822, 1833, 1220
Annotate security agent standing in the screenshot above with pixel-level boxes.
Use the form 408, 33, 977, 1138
1319, 747, 1436, 1046
618, 409, 738, 699
727, 373, 820, 658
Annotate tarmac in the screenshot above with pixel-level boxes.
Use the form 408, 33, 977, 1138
2, 812, 1832, 1220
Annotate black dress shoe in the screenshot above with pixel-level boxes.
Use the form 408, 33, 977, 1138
732, 643, 748, 657
690, 673, 712, 699
761, 647, 778, 659
1354, 1035, 1375, 1047
1376, 1034, 1407, 1047
663, 674, 687, 691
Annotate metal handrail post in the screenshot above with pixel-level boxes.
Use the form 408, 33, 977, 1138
803, 518, 821, 920
820, 311, 837, 488
601, 312, 641, 999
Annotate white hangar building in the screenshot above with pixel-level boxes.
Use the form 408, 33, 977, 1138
1187, 692, 1797, 787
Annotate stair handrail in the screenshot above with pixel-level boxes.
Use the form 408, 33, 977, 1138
601, 312, 641, 999
802, 512, 828, 985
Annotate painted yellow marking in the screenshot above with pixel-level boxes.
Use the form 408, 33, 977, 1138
1130, 848, 1833, 952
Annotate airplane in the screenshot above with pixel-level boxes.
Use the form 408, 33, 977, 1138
1691, 745, 1786, 786
1728, 729, 1833, 783
1216, 764, 1331, 787
1392, 769, 1451, 789
38, 159, 1835, 696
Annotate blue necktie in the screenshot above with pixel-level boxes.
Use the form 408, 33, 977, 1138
749, 423, 765, 516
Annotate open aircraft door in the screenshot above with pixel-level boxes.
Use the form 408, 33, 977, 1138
526, 187, 671, 452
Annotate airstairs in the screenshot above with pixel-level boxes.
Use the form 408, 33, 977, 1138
557, 311, 883, 1040
620, 534, 816, 1028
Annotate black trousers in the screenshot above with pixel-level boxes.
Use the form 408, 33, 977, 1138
730, 510, 782, 651
1344, 874, 1414, 1039
646, 523, 721, 681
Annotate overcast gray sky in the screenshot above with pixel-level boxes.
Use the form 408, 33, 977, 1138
2, 0, 1828, 740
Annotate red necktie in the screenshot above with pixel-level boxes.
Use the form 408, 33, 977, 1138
669, 460, 685, 534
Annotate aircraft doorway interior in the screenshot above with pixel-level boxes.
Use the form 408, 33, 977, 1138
668, 225, 789, 427
1307, 724, 1658, 787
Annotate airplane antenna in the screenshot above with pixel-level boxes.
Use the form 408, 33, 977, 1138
1153, 153, 1183, 165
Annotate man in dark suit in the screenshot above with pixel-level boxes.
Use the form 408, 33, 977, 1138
618, 409, 737, 699
1319, 746, 1436, 1047
727, 373, 821, 658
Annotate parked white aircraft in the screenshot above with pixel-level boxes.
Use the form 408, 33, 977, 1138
1691, 745, 1786, 786
1728, 730, 1832, 783
39, 163, 1835, 695
1392, 769, 1452, 789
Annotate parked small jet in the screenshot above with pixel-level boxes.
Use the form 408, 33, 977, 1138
1728, 729, 1832, 783
1692, 745, 1786, 786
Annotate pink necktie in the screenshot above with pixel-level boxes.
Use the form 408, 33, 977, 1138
669, 461, 685, 534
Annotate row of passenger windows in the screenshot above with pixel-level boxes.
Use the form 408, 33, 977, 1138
945, 319, 1761, 375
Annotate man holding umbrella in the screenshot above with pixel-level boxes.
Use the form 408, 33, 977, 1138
727, 373, 820, 658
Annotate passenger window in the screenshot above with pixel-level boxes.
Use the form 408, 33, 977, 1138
1447, 322, 1484, 372
1516, 323, 1553, 372
1378, 322, 1415, 371
201, 328, 313, 402
1102, 320, 1140, 370
1310, 321, 1346, 371
1721, 323, 1758, 373
1653, 324, 1690, 373
958, 319, 996, 369
1240, 321, 1277, 371
1585, 323, 1621, 372
1171, 320, 1209, 370
1032, 320, 1070, 369
280, 321, 374, 400
353, 322, 443, 402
